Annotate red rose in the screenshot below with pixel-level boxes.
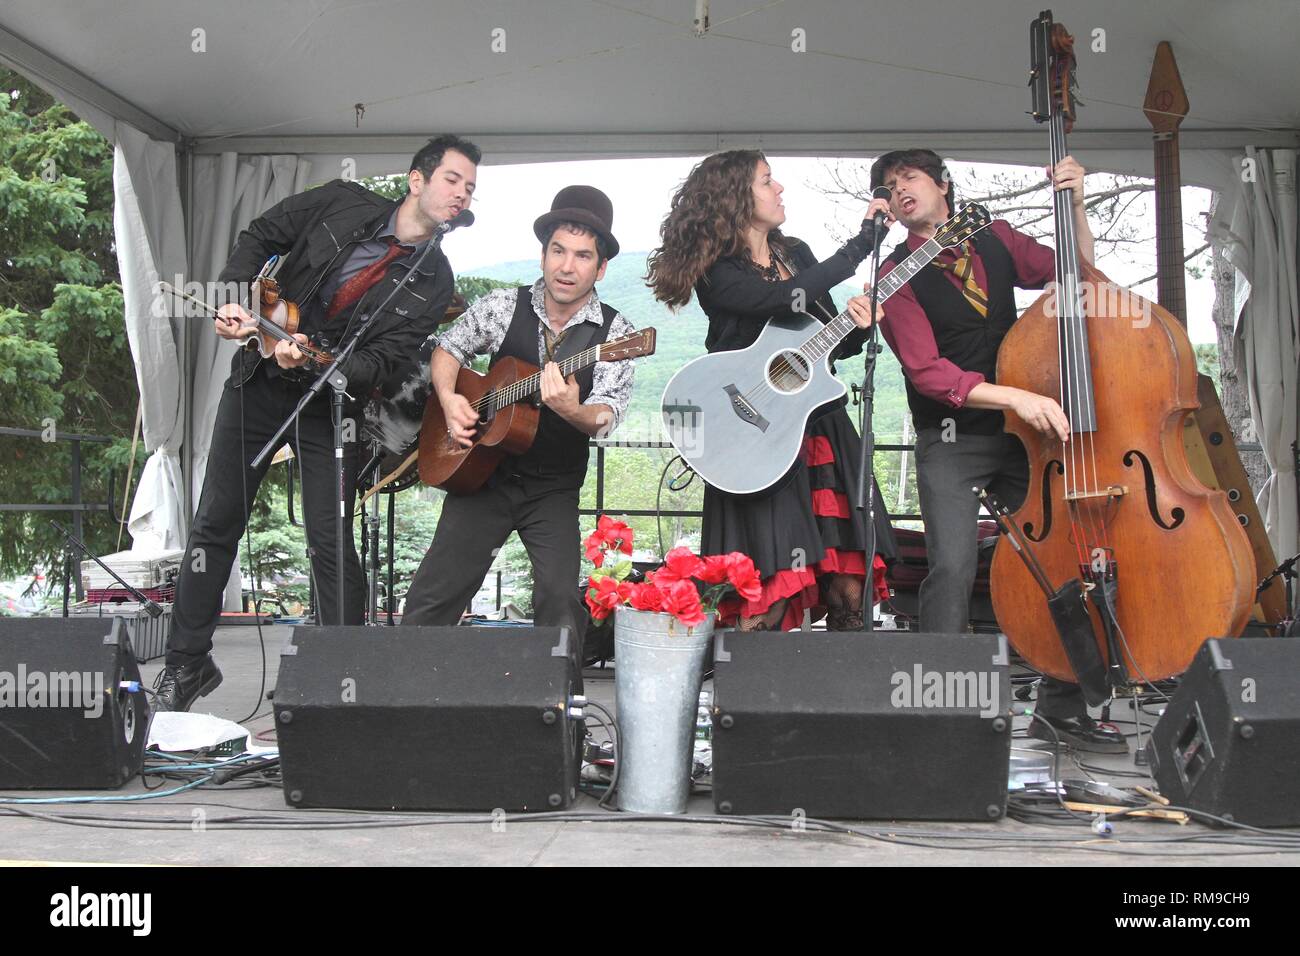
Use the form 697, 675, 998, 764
725, 553, 762, 603
609, 524, 635, 555
586, 516, 634, 566
584, 533, 606, 567
697, 554, 732, 585
585, 575, 630, 621
596, 514, 634, 555
626, 582, 664, 612
654, 546, 704, 587
662, 579, 706, 628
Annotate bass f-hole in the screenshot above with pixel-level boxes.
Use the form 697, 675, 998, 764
1123, 449, 1186, 530
1023, 458, 1064, 542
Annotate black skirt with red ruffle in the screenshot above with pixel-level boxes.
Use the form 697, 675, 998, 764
701, 403, 898, 629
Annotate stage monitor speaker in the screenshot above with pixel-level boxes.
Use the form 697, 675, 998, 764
711, 631, 1012, 820
274, 625, 581, 811
0, 616, 148, 789
1145, 638, 1300, 827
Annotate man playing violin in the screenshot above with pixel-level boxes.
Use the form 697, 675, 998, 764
401, 185, 636, 657
154, 135, 480, 713
871, 148, 1125, 753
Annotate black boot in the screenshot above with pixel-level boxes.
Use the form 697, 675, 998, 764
1028, 713, 1128, 754
152, 655, 223, 713
825, 607, 865, 631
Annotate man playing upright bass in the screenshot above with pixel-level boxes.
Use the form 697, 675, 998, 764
872, 148, 1125, 752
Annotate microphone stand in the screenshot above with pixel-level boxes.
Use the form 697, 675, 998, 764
854, 218, 888, 632
49, 519, 165, 619
251, 219, 459, 626
356, 441, 386, 625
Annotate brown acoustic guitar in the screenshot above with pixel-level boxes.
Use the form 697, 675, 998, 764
418, 328, 656, 494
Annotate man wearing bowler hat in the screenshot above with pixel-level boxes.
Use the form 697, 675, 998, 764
401, 185, 637, 647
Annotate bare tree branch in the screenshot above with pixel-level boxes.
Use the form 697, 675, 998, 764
808, 164, 1187, 271
1128, 242, 1212, 288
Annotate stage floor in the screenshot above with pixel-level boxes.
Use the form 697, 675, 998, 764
1, 625, 1296, 867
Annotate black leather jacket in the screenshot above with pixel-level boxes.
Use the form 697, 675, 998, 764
219, 179, 455, 395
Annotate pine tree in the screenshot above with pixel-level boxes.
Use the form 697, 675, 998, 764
0, 69, 140, 583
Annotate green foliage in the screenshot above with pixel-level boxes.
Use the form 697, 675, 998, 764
385, 490, 441, 584
0, 69, 142, 581
241, 478, 307, 592
0, 306, 63, 418
355, 172, 407, 201
457, 274, 521, 306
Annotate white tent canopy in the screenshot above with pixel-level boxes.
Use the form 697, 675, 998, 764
2, 0, 1297, 560
4, 2, 1297, 159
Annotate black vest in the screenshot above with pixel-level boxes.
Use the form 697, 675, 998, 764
489, 286, 617, 489
888, 230, 1017, 435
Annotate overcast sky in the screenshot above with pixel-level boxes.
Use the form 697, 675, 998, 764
439, 156, 1217, 343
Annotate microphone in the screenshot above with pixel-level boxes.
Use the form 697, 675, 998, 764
439, 208, 475, 233
870, 185, 892, 228
848, 185, 893, 257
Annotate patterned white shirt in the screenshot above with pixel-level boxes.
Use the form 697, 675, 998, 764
436, 278, 637, 430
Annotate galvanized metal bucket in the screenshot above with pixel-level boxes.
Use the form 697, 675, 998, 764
613, 607, 715, 814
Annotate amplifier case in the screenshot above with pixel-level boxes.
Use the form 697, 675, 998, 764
1146, 638, 1300, 827
711, 631, 1012, 820
0, 616, 148, 789
274, 625, 580, 811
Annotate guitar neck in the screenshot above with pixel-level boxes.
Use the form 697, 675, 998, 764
1153, 133, 1188, 326
799, 236, 946, 363
490, 343, 605, 408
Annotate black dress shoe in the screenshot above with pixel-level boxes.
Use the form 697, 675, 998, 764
152, 655, 223, 713
1028, 713, 1128, 754
826, 607, 865, 631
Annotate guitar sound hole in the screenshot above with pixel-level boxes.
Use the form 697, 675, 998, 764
767, 350, 812, 394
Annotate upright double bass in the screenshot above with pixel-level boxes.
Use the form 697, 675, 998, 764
989, 11, 1255, 686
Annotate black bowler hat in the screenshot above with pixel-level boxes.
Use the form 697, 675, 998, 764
532, 185, 620, 258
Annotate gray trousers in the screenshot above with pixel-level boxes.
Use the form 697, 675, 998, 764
401, 474, 586, 652
914, 428, 1084, 720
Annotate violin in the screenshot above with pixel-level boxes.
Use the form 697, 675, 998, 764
230, 278, 465, 366
159, 278, 335, 369
987, 11, 1255, 686
247, 274, 330, 365
243, 269, 334, 367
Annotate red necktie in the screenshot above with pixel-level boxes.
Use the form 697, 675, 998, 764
326, 238, 409, 320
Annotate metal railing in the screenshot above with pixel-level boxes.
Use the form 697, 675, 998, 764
0, 426, 123, 602
582, 437, 921, 524
586, 439, 701, 520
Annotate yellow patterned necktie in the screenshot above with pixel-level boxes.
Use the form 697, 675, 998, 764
932, 241, 989, 318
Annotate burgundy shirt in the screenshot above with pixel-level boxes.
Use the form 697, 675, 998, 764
878, 220, 1056, 408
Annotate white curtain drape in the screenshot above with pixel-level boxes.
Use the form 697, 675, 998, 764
183, 152, 310, 610
187, 152, 312, 496
113, 123, 187, 553
1219, 147, 1300, 564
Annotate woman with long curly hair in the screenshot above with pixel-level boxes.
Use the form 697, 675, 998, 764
647, 150, 897, 631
